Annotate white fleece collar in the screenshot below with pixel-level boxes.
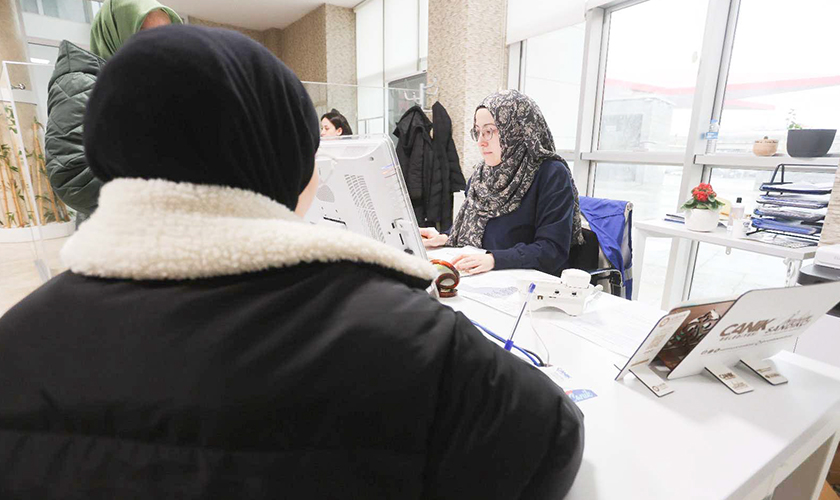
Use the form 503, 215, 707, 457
61, 178, 436, 284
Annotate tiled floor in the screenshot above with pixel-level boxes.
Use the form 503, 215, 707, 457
0, 236, 70, 316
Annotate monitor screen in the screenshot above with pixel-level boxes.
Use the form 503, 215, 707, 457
304, 135, 427, 260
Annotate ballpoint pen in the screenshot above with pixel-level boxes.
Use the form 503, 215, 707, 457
505, 282, 536, 352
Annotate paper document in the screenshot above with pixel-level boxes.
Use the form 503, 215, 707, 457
427, 245, 486, 262
551, 299, 664, 358
538, 366, 599, 403
457, 272, 523, 317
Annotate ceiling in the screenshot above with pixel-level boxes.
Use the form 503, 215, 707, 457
163, 0, 361, 31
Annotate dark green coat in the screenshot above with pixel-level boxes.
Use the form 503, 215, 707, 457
44, 41, 106, 220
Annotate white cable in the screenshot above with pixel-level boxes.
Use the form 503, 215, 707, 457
527, 300, 550, 366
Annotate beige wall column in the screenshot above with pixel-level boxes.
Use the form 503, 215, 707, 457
821, 168, 840, 246
277, 5, 328, 83
324, 5, 356, 132
0, 0, 29, 63
190, 7, 358, 130
189, 17, 267, 46
427, 0, 508, 179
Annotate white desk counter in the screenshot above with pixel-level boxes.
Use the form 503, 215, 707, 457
438, 268, 840, 500
634, 219, 818, 309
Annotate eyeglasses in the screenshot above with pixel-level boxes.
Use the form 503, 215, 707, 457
471, 125, 499, 142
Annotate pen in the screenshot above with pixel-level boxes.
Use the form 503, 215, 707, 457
505, 282, 536, 351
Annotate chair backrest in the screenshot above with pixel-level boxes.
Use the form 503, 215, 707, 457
578, 196, 634, 299
568, 227, 600, 271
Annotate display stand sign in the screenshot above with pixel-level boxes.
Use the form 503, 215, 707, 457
616, 281, 840, 397
667, 281, 840, 391
615, 310, 691, 397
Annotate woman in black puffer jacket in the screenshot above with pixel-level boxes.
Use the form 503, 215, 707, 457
0, 25, 583, 499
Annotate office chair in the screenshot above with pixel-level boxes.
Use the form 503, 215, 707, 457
569, 197, 634, 299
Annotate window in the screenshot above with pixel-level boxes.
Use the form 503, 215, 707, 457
686, 167, 835, 300
21, 0, 100, 23
592, 163, 682, 306
706, 167, 836, 215
383, 0, 419, 80
690, 245, 788, 300
21, 0, 39, 14
356, 0, 385, 133
717, 0, 840, 154
598, 0, 708, 152
355, 0, 429, 135
89, 0, 102, 19
522, 23, 585, 151
569, 0, 840, 309
39, 0, 88, 23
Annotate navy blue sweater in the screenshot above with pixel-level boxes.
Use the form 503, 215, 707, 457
469, 159, 575, 277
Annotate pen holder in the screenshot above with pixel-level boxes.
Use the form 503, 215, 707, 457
431, 259, 460, 298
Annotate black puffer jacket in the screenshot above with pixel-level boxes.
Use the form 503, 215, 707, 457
394, 105, 467, 228
431, 102, 466, 228
394, 105, 434, 225
0, 178, 584, 499
44, 40, 106, 221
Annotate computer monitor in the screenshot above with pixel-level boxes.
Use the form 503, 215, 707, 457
303, 134, 427, 260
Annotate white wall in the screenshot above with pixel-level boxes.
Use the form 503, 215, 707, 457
27, 43, 59, 64
794, 314, 840, 368
22, 12, 90, 49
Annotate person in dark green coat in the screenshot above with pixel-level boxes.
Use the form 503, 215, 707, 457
45, 0, 182, 223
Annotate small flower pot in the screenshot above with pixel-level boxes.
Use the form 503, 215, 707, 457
685, 208, 720, 232
753, 137, 778, 156
786, 129, 836, 157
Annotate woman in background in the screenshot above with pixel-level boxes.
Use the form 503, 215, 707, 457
320, 108, 353, 137
421, 90, 584, 276
45, 0, 182, 223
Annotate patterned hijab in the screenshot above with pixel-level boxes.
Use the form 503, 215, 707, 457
448, 90, 583, 248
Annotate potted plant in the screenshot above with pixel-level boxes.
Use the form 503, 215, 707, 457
680, 183, 724, 232
785, 109, 836, 157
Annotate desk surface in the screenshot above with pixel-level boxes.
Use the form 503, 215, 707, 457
440, 269, 840, 500
635, 218, 817, 260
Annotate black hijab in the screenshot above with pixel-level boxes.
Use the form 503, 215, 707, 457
84, 25, 320, 211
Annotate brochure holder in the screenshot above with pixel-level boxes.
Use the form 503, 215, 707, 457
615, 310, 691, 397
616, 281, 840, 397
667, 281, 840, 392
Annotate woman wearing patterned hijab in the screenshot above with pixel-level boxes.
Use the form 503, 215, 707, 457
421, 90, 584, 276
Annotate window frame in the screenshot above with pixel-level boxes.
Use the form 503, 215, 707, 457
569, 0, 840, 308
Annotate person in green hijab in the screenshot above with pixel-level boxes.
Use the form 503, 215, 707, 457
45, 0, 182, 225
90, 0, 183, 60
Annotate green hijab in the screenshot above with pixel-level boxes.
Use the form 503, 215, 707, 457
90, 0, 183, 60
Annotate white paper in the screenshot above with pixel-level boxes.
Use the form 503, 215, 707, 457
457, 272, 524, 317
426, 245, 486, 263
551, 298, 665, 358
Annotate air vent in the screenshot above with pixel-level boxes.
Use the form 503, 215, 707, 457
345, 174, 385, 242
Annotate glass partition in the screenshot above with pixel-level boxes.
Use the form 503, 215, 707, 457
1, 61, 75, 311
302, 80, 430, 139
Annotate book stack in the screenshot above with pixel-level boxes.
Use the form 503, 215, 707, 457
752, 179, 831, 244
